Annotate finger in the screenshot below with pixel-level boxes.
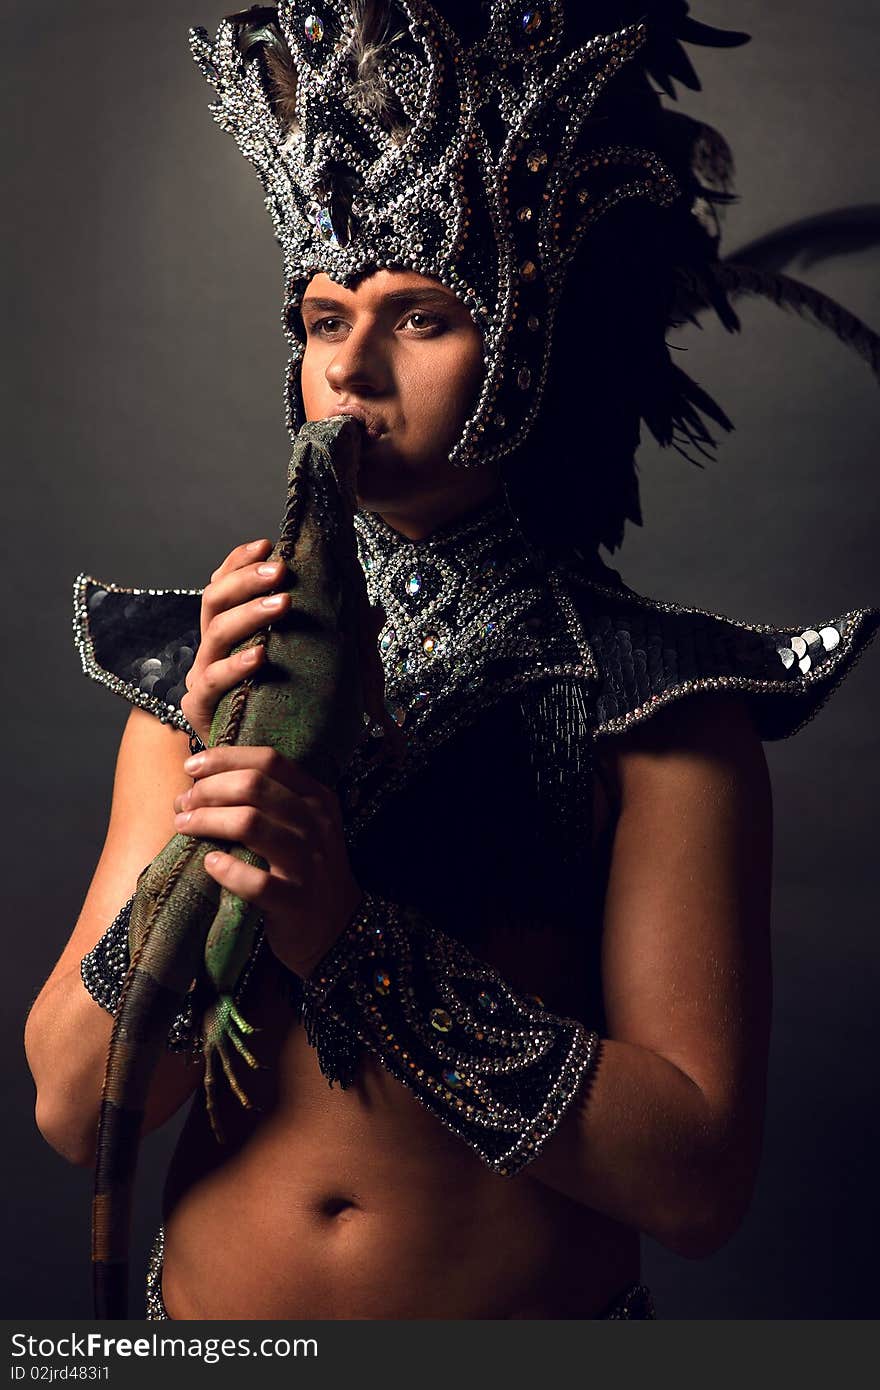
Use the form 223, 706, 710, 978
180, 644, 267, 737
209, 539, 273, 585
176, 805, 307, 869
203, 851, 291, 918
174, 767, 309, 824
183, 746, 332, 806
199, 582, 291, 656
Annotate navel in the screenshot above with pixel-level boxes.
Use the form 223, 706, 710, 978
315, 1193, 361, 1221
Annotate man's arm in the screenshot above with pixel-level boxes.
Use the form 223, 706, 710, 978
524, 691, 774, 1258
24, 708, 206, 1167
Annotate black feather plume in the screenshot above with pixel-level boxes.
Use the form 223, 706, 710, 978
715, 262, 880, 382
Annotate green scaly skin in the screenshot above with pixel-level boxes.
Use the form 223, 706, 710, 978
92, 417, 394, 1318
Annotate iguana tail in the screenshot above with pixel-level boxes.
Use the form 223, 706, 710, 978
92, 834, 241, 1318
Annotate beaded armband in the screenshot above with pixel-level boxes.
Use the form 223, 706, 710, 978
300, 892, 601, 1177
80, 894, 266, 1058
80, 894, 200, 1055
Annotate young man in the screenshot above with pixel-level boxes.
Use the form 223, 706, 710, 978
25, 2, 878, 1319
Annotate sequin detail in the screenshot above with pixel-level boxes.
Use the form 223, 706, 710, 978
72, 574, 201, 737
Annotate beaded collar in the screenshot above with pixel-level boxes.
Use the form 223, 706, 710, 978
340, 490, 598, 837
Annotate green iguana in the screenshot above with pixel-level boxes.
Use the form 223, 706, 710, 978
92, 415, 390, 1319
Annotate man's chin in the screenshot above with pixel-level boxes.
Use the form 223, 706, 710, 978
352, 443, 413, 508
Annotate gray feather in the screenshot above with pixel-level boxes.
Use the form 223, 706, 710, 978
348, 0, 410, 141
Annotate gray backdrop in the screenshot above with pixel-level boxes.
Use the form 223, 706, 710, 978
4, 1, 878, 1318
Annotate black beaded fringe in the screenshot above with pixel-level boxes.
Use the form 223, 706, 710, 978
296, 974, 363, 1089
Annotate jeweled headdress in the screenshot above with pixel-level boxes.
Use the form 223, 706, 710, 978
188, 2, 880, 489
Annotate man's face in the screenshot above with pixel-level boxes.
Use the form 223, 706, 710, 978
299, 269, 496, 519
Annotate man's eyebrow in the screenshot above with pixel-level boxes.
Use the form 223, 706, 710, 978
381, 288, 461, 310
300, 296, 348, 312
300, 288, 462, 313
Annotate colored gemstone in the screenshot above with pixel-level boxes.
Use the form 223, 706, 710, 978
315, 205, 341, 249
477, 990, 498, 1012
407, 572, 422, 596
577, 187, 590, 205
526, 148, 548, 172
385, 700, 407, 726
441, 1067, 464, 1089
422, 633, 439, 655
517, 366, 532, 390
380, 631, 394, 653
374, 968, 391, 995
517, 205, 533, 222
413, 690, 431, 705
430, 1008, 453, 1033
520, 259, 538, 281
484, 620, 498, 636
522, 9, 543, 34
304, 14, 325, 43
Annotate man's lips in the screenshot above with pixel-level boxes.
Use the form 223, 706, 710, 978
331, 405, 388, 441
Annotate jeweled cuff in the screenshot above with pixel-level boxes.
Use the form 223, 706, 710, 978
80, 893, 200, 1056
300, 892, 601, 1177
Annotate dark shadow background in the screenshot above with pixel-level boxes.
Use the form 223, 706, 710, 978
4, 1, 877, 1317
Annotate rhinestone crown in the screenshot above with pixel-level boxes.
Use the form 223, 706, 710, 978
188, 1, 689, 465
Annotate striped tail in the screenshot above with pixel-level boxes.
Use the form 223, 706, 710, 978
91, 837, 220, 1319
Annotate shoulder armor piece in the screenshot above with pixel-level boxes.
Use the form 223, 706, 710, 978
562, 560, 880, 741
73, 564, 879, 746
72, 574, 202, 735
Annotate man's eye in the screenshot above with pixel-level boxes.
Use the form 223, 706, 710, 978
401, 312, 445, 335
310, 317, 348, 339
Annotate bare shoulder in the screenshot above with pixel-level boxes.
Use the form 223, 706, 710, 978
597, 690, 773, 1104
595, 691, 772, 815
45, 709, 193, 988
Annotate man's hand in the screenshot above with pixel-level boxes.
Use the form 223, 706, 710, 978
174, 745, 364, 979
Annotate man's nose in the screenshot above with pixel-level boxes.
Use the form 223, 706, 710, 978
324, 323, 390, 397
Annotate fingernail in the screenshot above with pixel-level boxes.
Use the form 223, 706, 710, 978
183, 754, 205, 773
261, 595, 285, 609
246, 540, 266, 552
242, 647, 261, 664
257, 563, 280, 577
205, 851, 224, 867
175, 811, 192, 827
